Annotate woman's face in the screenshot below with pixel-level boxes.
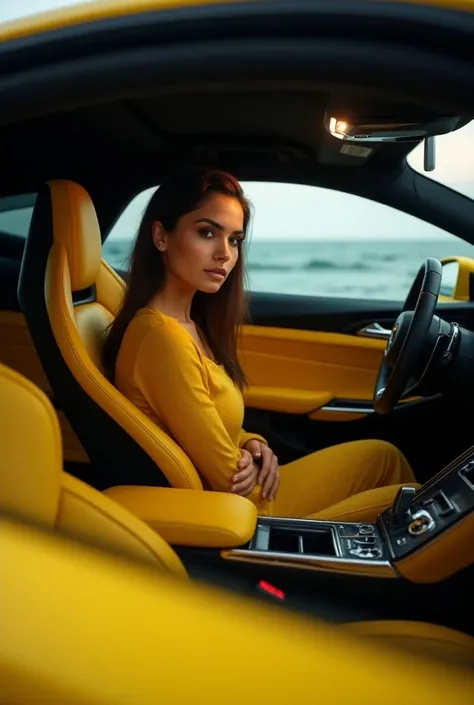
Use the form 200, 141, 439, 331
152, 192, 245, 294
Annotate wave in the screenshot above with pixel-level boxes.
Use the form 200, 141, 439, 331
248, 259, 372, 272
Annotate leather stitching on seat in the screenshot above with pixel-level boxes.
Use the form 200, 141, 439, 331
101, 259, 125, 288
61, 486, 172, 570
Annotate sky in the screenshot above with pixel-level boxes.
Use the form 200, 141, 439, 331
0, 0, 101, 24
2, 1, 474, 241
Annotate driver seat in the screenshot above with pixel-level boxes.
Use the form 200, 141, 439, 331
18, 180, 202, 491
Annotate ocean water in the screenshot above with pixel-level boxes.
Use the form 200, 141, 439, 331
102, 238, 474, 302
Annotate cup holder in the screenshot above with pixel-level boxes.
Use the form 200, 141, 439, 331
268, 525, 337, 557
268, 528, 300, 553
302, 530, 337, 556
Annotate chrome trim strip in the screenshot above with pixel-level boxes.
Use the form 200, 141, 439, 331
356, 322, 392, 340
415, 443, 474, 500
223, 548, 395, 578
320, 404, 374, 414
254, 516, 367, 528
458, 465, 474, 492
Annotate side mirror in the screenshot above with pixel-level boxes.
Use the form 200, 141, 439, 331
440, 257, 474, 301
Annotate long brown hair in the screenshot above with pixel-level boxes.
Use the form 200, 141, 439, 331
102, 165, 251, 388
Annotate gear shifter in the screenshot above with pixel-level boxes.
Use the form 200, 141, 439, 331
389, 486, 416, 528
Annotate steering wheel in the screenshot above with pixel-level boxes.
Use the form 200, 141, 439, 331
374, 257, 442, 414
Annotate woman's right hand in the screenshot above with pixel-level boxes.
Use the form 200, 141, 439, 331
231, 449, 259, 497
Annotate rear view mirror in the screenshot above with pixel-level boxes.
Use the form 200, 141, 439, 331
440, 257, 474, 301
324, 114, 459, 143
323, 97, 470, 172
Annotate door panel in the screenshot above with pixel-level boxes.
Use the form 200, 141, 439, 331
240, 292, 474, 480
242, 294, 474, 418
239, 325, 386, 409
0, 310, 52, 394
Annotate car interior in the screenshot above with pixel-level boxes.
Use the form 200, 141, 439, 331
2, 0, 474, 680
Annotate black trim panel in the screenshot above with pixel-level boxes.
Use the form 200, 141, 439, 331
2, 8, 474, 127
248, 292, 474, 334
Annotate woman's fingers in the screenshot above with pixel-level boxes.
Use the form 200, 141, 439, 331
269, 462, 280, 501
238, 449, 252, 469
235, 444, 279, 499
233, 454, 256, 493
262, 455, 279, 500
233, 464, 254, 485
257, 445, 274, 486
232, 473, 256, 496
246, 439, 262, 460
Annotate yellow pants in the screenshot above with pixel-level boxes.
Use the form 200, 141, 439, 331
265, 439, 419, 522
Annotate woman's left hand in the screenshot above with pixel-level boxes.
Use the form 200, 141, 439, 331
244, 440, 280, 501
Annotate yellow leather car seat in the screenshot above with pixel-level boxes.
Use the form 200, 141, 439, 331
0, 361, 186, 576
3, 521, 474, 705
18, 179, 202, 491
1, 359, 473, 671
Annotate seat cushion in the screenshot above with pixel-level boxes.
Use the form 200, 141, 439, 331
57, 473, 188, 576
342, 620, 474, 669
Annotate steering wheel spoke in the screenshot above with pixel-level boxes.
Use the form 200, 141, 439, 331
373, 258, 442, 414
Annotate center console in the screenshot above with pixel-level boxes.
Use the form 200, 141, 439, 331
379, 449, 474, 561
224, 516, 394, 577
224, 446, 474, 583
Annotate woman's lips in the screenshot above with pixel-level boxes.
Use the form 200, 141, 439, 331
204, 268, 226, 280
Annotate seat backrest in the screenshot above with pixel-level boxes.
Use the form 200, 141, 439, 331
18, 180, 202, 491
0, 361, 187, 576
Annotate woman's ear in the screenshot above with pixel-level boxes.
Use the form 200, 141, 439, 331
152, 221, 167, 252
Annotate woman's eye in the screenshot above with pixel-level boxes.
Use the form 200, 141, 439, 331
229, 237, 242, 247
199, 228, 214, 238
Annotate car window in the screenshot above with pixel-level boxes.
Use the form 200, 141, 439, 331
407, 119, 474, 200
0, 194, 36, 237
104, 182, 473, 302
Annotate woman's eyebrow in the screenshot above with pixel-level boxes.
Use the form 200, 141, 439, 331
194, 217, 244, 235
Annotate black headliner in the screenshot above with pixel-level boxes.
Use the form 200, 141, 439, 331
1, 0, 474, 239
0, 85, 428, 194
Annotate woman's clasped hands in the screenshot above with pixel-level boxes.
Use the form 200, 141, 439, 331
231, 439, 280, 501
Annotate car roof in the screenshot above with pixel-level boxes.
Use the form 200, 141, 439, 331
1, 0, 474, 241
1, 0, 474, 43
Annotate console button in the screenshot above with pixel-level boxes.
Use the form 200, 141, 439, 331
349, 547, 382, 559
352, 536, 376, 545
359, 524, 375, 535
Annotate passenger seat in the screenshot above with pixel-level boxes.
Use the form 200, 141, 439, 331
1, 360, 473, 669
0, 361, 186, 576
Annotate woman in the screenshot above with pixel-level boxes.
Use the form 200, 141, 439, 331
103, 166, 419, 522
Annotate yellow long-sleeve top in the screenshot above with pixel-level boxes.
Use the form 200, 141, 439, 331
115, 308, 268, 501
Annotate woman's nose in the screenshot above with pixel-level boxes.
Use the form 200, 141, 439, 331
215, 241, 230, 261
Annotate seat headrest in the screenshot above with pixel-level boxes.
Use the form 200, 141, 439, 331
0, 363, 61, 527
48, 180, 102, 291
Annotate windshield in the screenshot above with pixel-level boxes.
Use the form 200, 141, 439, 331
407, 119, 474, 199
0, 1, 87, 25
